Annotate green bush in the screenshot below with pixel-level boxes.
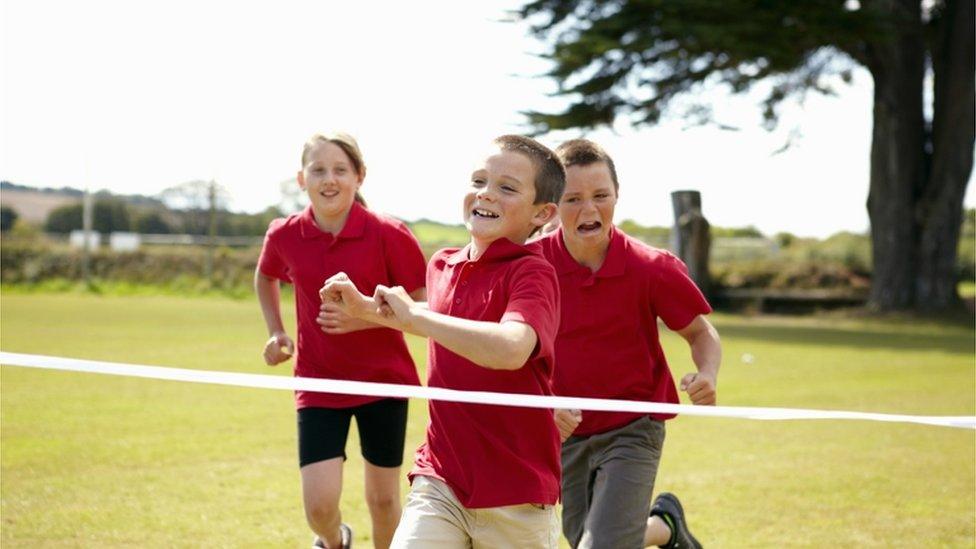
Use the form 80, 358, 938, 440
44, 199, 131, 234
711, 225, 764, 238
1, 206, 18, 232
617, 220, 670, 243
0, 241, 260, 296
712, 259, 871, 292
134, 211, 173, 234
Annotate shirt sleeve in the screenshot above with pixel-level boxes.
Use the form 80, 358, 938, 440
500, 258, 561, 365
650, 252, 712, 331
383, 220, 427, 293
257, 218, 290, 283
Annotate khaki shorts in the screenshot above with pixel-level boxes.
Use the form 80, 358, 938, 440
390, 475, 559, 549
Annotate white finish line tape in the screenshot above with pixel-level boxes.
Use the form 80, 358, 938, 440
2, 351, 974, 430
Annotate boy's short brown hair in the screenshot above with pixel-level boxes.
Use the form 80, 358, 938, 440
493, 135, 566, 205
555, 139, 619, 194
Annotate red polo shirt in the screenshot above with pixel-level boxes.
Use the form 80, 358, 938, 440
258, 203, 426, 409
409, 238, 562, 508
539, 226, 711, 436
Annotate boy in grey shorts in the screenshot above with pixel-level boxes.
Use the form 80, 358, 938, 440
538, 139, 721, 548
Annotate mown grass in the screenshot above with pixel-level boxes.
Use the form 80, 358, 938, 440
959, 280, 976, 298
0, 278, 260, 300
1, 293, 973, 547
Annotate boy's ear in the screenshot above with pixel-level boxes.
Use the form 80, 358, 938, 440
531, 202, 558, 229
296, 170, 307, 190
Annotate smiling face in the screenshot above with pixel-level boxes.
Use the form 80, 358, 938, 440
559, 161, 618, 250
464, 148, 552, 250
297, 141, 364, 226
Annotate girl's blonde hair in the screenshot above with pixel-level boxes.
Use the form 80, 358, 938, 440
301, 132, 367, 207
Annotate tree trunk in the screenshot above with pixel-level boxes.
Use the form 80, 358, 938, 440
865, 0, 926, 310
915, 0, 975, 311
670, 190, 712, 298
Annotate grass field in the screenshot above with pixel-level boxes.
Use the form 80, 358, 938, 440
960, 280, 976, 299
1, 292, 974, 548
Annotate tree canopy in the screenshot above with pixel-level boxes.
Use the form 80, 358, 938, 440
518, 0, 974, 311
521, 0, 895, 130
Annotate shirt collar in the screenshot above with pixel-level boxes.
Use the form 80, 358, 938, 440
598, 226, 627, 278
552, 225, 626, 278
299, 202, 367, 241
445, 237, 540, 266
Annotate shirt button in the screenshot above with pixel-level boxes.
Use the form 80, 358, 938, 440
454, 298, 462, 304
461, 280, 468, 286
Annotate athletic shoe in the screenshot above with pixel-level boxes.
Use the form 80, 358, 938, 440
312, 523, 353, 549
650, 492, 702, 549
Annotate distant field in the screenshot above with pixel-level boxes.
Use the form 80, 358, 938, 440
0, 188, 80, 224
1, 293, 974, 547
406, 219, 469, 246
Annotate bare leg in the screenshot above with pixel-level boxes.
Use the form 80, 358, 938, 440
364, 461, 402, 549
302, 457, 345, 548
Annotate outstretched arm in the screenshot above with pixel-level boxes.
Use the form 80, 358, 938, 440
321, 273, 537, 370
675, 315, 721, 405
317, 288, 427, 334
319, 273, 407, 330
379, 284, 537, 371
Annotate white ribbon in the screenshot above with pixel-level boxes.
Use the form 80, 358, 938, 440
2, 351, 973, 430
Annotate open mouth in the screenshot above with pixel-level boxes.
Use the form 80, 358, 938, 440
320, 190, 340, 198
472, 208, 499, 219
577, 221, 602, 234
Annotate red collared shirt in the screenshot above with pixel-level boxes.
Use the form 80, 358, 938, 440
410, 238, 562, 508
539, 226, 711, 435
258, 203, 426, 409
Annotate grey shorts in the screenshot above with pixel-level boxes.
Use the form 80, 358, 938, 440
560, 416, 666, 549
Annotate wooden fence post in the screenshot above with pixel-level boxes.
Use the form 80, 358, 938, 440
671, 190, 712, 297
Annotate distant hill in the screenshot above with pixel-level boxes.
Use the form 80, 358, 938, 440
0, 181, 165, 224
1, 184, 81, 224
1, 181, 84, 196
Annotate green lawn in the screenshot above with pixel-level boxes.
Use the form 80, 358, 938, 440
1, 293, 974, 548
960, 280, 976, 299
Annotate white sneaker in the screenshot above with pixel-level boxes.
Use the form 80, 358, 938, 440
312, 523, 353, 549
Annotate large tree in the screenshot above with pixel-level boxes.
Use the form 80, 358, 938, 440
518, 0, 974, 311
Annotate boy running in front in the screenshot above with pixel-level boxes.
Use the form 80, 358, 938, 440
540, 139, 721, 549
322, 135, 565, 548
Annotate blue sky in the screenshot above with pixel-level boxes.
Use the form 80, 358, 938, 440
2, 0, 972, 238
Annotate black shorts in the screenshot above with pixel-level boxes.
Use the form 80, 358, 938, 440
297, 398, 409, 468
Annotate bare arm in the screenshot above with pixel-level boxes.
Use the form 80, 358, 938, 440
321, 274, 534, 370
316, 288, 427, 334
254, 269, 294, 365
393, 302, 537, 371
675, 315, 721, 405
